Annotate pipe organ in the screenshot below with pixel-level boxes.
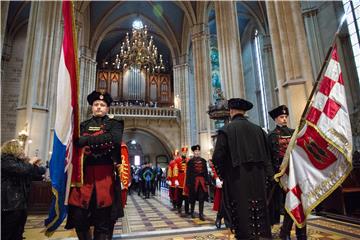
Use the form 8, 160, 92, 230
96, 68, 173, 106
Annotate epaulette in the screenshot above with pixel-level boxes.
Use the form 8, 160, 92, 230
107, 116, 124, 124
80, 118, 92, 126
267, 130, 277, 137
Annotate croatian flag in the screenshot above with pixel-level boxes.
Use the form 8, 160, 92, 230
277, 45, 353, 228
45, 1, 82, 236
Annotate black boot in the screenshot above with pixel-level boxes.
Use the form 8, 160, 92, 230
279, 212, 293, 240
224, 218, 230, 228
177, 199, 182, 214
184, 199, 189, 215
296, 225, 307, 240
93, 232, 108, 240
75, 230, 91, 240
199, 201, 205, 221
190, 203, 195, 218
106, 222, 115, 240
215, 213, 222, 228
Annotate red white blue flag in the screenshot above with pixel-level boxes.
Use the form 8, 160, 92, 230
45, 1, 82, 235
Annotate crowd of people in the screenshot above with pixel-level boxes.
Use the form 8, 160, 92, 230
111, 100, 159, 108
129, 163, 164, 199
1, 90, 308, 240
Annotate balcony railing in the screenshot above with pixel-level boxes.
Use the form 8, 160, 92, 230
109, 106, 180, 119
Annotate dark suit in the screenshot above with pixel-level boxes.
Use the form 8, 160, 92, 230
267, 125, 294, 225
212, 114, 273, 239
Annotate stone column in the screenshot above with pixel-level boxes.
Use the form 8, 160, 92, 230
266, 1, 314, 127
191, 23, 212, 155
262, 34, 278, 109
173, 59, 191, 148
214, 1, 245, 98
1, 1, 10, 58
79, 46, 97, 120
302, 7, 324, 80
16, 1, 63, 160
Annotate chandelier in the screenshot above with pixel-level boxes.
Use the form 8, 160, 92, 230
113, 20, 165, 72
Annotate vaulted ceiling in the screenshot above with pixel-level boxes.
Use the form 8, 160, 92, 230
6, 1, 269, 72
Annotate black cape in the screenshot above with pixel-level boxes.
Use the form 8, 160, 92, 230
212, 114, 273, 239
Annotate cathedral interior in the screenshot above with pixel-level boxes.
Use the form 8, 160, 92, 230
1, 1, 360, 239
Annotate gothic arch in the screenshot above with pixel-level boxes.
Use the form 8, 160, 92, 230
123, 127, 174, 157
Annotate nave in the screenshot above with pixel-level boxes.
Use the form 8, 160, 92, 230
24, 188, 360, 240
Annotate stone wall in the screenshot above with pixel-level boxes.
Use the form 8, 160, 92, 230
1, 24, 27, 143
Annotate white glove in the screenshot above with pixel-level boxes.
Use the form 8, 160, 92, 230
121, 182, 124, 189
166, 180, 172, 186
215, 178, 223, 188
175, 180, 179, 187
128, 182, 131, 187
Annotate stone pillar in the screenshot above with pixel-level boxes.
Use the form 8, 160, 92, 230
303, 7, 325, 80
214, 1, 245, 98
173, 59, 191, 148
266, 1, 314, 127
79, 46, 97, 120
1, 1, 10, 58
191, 23, 212, 155
262, 34, 278, 109
16, 1, 63, 160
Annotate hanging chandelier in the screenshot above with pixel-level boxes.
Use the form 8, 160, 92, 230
113, 20, 165, 72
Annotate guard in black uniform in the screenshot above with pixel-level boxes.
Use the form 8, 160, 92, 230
212, 98, 273, 239
66, 90, 124, 240
268, 105, 307, 240
186, 145, 209, 221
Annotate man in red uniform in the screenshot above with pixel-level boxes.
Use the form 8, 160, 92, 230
174, 146, 190, 215
66, 90, 124, 240
186, 145, 209, 221
209, 159, 225, 228
167, 150, 179, 210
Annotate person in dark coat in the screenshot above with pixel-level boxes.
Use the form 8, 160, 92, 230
267, 105, 293, 226
212, 98, 274, 240
1, 139, 46, 240
268, 105, 307, 240
65, 90, 124, 240
142, 162, 155, 199
186, 145, 209, 221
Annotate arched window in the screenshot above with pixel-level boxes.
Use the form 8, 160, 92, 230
343, 0, 360, 82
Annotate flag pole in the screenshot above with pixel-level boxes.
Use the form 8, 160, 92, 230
275, 14, 347, 181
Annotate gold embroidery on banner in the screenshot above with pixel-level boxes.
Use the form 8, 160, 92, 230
327, 128, 351, 156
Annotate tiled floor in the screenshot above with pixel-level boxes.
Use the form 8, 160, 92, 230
24, 188, 360, 239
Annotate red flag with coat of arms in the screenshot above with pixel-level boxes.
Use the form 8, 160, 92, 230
276, 44, 353, 228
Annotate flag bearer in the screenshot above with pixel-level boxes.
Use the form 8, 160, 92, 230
66, 90, 124, 240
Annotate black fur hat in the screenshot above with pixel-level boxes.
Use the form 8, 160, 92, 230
227, 98, 253, 111
191, 145, 201, 152
87, 90, 113, 106
268, 105, 289, 120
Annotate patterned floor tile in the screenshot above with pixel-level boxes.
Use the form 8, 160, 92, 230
23, 187, 360, 239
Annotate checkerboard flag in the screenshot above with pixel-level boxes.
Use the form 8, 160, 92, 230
276, 44, 353, 228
